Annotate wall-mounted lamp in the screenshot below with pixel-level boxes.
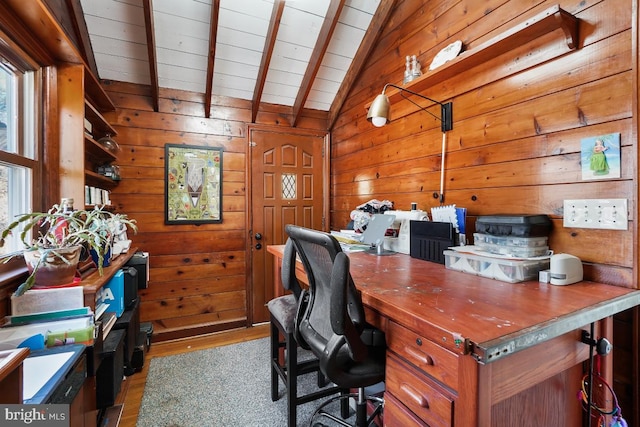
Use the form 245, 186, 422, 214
366, 83, 454, 204
366, 83, 453, 132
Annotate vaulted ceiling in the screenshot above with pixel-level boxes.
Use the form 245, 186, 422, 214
69, 0, 396, 127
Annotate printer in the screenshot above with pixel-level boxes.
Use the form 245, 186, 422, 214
383, 209, 429, 254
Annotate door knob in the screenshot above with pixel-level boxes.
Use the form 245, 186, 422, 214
255, 233, 262, 240
255, 243, 262, 250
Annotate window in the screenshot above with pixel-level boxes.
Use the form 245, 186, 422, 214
0, 43, 40, 257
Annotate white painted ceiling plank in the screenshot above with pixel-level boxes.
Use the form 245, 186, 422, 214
153, 0, 211, 22
80, 0, 380, 112
220, 0, 274, 18
80, 0, 144, 24
217, 27, 266, 52
83, 15, 147, 43
89, 37, 149, 61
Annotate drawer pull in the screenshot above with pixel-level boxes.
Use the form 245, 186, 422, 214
405, 346, 434, 366
400, 383, 429, 408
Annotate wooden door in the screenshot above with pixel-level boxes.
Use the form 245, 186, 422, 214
248, 126, 327, 324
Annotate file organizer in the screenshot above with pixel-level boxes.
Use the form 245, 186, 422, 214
410, 221, 458, 264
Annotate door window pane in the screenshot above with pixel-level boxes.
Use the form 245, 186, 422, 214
282, 173, 296, 200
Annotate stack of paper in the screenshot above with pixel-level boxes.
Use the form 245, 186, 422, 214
11, 286, 84, 316
0, 305, 95, 350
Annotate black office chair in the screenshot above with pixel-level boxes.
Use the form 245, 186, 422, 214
285, 224, 386, 427
267, 238, 345, 427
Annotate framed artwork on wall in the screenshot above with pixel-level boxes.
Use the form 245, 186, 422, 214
580, 133, 621, 180
165, 143, 223, 224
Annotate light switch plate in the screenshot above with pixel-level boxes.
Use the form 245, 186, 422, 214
563, 199, 628, 230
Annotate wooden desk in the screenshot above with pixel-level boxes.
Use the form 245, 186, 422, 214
0, 348, 29, 403
81, 248, 138, 311
267, 245, 640, 426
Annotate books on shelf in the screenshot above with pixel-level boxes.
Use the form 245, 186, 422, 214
0, 313, 94, 351
1, 303, 98, 350
85, 185, 111, 205
101, 312, 117, 338
4, 307, 92, 326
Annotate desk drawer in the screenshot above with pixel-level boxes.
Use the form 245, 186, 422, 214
387, 321, 458, 389
384, 392, 429, 427
386, 354, 453, 427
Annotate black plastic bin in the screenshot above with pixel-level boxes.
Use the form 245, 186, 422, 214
125, 252, 149, 289
96, 329, 125, 409
114, 297, 140, 376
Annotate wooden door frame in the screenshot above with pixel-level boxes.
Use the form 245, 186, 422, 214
245, 124, 330, 325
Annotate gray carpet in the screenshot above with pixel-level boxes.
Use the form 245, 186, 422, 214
136, 337, 356, 427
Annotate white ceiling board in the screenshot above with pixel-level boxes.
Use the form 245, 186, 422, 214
153, 0, 212, 21
327, 24, 366, 58
153, 0, 211, 93
80, 0, 149, 86
78, 0, 382, 113
80, 0, 145, 24
304, 0, 380, 110
94, 56, 150, 85
87, 31, 150, 59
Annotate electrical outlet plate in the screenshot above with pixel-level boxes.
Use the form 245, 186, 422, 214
563, 199, 628, 230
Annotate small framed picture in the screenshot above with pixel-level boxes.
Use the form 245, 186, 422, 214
580, 133, 621, 180
165, 143, 223, 224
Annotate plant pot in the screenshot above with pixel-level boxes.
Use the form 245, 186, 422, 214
90, 245, 112, 267
22, 246, 82, 287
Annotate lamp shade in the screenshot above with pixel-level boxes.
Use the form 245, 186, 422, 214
367, 93, 391, 127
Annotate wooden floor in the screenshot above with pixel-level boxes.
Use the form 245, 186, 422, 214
115, 323, 270, 427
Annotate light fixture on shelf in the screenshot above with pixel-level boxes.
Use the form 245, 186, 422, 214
366, 83, 453, 203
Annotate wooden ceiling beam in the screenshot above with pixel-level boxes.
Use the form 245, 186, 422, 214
65, 0, 98, 77
251, 0, 285, 123
142, 0, 159, 112
327, 0, 397, 131
204, 0, 220, 119
291, 0, 345, 128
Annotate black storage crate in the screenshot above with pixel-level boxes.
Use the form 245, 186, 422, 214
131, 330, 147, 372
140, 321, 153, 350
96, 329, 125, 409
126, 252, 149, 289
122, 266, 138, 309
114, 297, 140, 376
475, 214, 552, 237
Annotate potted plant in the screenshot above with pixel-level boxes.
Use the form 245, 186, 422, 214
84, 208, 138, 266
0, 204, 136, 296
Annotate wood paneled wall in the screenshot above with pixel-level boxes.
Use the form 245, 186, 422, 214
330, 0, 638, 422
102, 82, 326, 341
330, 0, 637, 288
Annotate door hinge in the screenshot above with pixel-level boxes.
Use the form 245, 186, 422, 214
322, 146, 325, 157
249, 141, 256, 147
322, 217, 326, 229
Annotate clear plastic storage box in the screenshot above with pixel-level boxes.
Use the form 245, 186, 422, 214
473, 233, 548, 247
473, 233, 549, 258
443, 250, 550, 283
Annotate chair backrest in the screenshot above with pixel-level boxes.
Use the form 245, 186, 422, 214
285, 224, 369, 382
281, 237, 303, 300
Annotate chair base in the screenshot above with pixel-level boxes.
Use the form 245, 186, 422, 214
270, 314, 346, 427
309, 388, 384, 427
